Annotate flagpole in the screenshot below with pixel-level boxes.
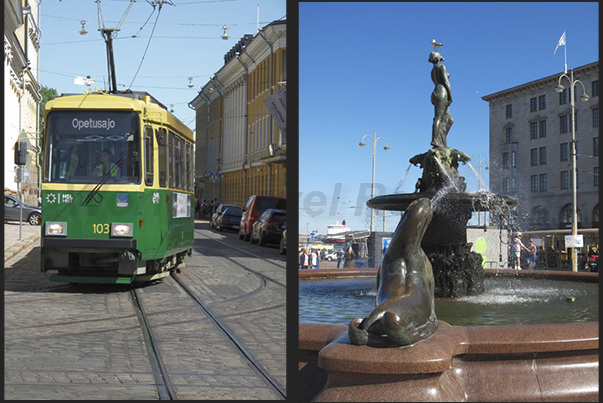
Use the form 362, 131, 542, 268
564, 33, 567, 73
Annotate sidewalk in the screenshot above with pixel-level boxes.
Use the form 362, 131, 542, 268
4, 222, 41, 263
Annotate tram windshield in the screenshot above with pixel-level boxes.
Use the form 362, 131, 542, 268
44, 111, 141, 184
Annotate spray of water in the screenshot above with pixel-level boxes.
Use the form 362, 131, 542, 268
394, 163, 413, 193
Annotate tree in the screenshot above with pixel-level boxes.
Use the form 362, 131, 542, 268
37, 85, 58, 167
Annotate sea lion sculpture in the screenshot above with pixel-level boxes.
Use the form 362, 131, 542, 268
348, 198, 438, 347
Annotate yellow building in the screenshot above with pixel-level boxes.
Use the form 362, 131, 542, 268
4, 0, 42, 205
189, 20, 286, 207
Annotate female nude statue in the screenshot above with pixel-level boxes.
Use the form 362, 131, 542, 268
429, 51, 453, 148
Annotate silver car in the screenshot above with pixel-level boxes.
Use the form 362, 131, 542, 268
4, 194, 41, 225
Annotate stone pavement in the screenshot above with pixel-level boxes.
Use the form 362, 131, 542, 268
4, 222, 41, 263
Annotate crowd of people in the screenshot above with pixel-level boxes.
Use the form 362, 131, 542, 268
298, 247, 357, 269
195, 198, 219, 220
510, 232, 598, 272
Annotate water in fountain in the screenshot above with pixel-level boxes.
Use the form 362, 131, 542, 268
393, 163, 413, 193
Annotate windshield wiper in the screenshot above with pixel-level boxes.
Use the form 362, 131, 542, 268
82, 157, 126, 206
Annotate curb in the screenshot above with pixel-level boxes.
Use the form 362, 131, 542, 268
4, 233, 40, 263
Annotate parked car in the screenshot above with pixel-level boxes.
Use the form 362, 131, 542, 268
209, 203, 239, 229
239, 195, 286, 241
324, 250, 339, 261
4, 194, 41, 225
250, 209, 287, 246
279, 229, 287, 255
216, 207, 242, 232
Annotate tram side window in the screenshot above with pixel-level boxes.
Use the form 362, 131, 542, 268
157, 128, 167, 187
144, 127, 154, 186
170, 131, 183, 189
185, 142, 192, 191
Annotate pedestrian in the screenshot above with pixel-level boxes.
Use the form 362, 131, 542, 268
320, 249, 326, 262
511, 232, 528, 270
310, 248, 319, 269
344, 246, 356, 268
524, 238, 537, 270
336, 249, 344, 268
299, 249, 310, 269
195, 200, 201, 219
587, 247, 598, 272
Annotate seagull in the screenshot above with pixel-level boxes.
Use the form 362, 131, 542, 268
432, 39, 443, 50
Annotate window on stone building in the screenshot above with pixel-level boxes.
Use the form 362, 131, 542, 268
539, 147, 547, 164
540, 174, 547, 191
530, 148, 538, 165
506, 104, 512, 118
512, 151, 516, 167
539, 95, 546, 110
594, 137, 599, 157
505, 128, 513, 143
539, 120, 547, 137
530, 97, 537, 112
560, 115, 569, 133
502, 152, 509, 169
559, 89, 568, 105
593, 108, 599, 127
561, 171, 569, 189
530, 122, 538, 139
594, 167, 599, 187
592, 80, 599, 97
531, 175, 538, 192
560, 143, 569, 161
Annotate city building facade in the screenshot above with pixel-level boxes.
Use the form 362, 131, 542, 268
189, 20, 286, 207
482, 61, 599, 231
4, 0, 42, 205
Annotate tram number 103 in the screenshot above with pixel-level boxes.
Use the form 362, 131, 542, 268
93, 223, 110, 234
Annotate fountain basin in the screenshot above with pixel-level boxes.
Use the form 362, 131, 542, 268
366, 191, 516, 212
298, 270, 598, 402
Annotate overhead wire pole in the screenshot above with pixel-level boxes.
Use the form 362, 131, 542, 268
96, 0, 136, 93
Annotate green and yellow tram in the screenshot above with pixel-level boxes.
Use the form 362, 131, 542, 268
41, 90, 194, 284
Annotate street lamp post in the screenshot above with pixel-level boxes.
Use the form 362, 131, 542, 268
554, 69, 589, 272
359, 131, 390, 232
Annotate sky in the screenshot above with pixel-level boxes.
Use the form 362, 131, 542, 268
299, 2, 599, 235
37, 0, 286, 130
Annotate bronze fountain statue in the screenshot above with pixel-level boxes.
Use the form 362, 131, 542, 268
348, 41, 515, 347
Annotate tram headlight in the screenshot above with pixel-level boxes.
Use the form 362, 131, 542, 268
111, 223, 133, 237
45, 222, 67, 236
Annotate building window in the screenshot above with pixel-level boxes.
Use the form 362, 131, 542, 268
511, 177, 516, 193
530, 148, 538, 165
594, 138, 599, 157
538, 95, 546, 110
560, 115, 569, 133
540, 174, 547, 191
502, 152, 509, 169
530, 122, 538, 139
593, 108, 599, 127
539, 120, 546, 137
560, 204, 582, 229
539, 147, 547, 164
530, 97, 537, 112
592, 80, 599, 97
531, 175, 538, 192
559, 89, 568, 105
561, 171, 569, 189
512, 151, 516, 167
595, 167, 599, 187
503, 178, 509, 193
506, 104, 512, 118
505, 128, 513, 143
560, 143, 569, 161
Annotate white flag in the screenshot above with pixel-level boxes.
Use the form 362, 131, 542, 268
554, 31, 566, 55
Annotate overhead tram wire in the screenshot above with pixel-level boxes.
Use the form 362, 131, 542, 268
128, 2, 164, 90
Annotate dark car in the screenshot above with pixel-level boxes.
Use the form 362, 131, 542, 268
239, 195, 286, 241
279, 229, 287, 255
209, 203, 239, 229
250, 209, 286, 246
216, 207, 242, 232
4, 194, 41, 225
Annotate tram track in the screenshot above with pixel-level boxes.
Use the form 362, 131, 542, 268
193, 229, 286, 288
129, 271, 286, 400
